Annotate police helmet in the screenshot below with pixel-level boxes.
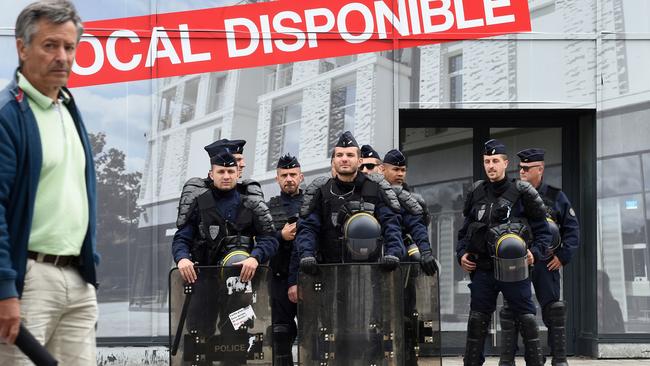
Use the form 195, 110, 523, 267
547, 218, 562, 253
343, 212, 382, 262
494, 233, 529, 282
220, 249, 250, 278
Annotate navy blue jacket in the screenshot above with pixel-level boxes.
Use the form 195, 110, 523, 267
294, 175, 404, 281
270, 191, 302, 283
538, 183, 580, 264
0, 75, 98, 300
172, 188, 277, 264
402, 209, 432, 253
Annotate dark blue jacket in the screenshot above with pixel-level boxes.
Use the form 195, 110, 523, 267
538, 183, 580, 264
0, 75, 98, 300
172, 188, 278, 264
401, 209, 432, 253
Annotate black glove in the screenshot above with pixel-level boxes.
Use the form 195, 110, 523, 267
299, 256, 318, 275
420, 249, 439, 276
379, 255, 400, 272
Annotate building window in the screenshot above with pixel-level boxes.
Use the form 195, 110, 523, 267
319, 55, 356, 73
158, 87, 176, 130
265, 64, 293, 92
448, 53, 463, 107
328, 83, 357, 153
180, 78, 200, 124
206, 73, 227, 114
267, 102, 302, 171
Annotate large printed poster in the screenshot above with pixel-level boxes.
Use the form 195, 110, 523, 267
2, 0, 650, 339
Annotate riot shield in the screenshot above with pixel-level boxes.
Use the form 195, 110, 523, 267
170, 266, 273, 366
297, 263, 404, 366
400, 263, 442, 366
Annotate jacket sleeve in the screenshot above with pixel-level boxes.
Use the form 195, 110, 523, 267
171, 209, 197, 264
295, 213, 321, 259
376, 204, 405, 258
554, 192, 580, 265
0, 116, 18, 300
456, 216, 472, 265
250, 235, 278, 264
287, 237, 301, 286
402, 212, 432, 252
528, 216, 551, 262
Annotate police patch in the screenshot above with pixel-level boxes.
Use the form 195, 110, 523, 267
569, 208, 576, 217
477, 204, 486, 221
209, 225, 220, 240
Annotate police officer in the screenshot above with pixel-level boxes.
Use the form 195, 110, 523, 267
295, 131, 404, 273
498, 148, 580, 366
267, 154, 304, 366
172, 144, 278, 346
359, 144, 384, 174
382, 148, 440, 365
457, 139, 551, 366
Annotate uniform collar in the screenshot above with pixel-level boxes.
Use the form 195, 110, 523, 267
17, 71, 70, 109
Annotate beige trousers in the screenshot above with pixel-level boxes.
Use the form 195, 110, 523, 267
0, 259, 97, 366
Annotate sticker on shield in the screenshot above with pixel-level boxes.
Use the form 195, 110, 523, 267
229, 305, 256, 330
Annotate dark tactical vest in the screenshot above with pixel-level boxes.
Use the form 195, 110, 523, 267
180, 181, 273, 265
267, 193, 303, 277
463, 179, 546, 269
301, 174, 399, 263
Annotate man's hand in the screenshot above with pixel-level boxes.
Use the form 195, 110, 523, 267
234, 257, 259, 282
526, 250, 535, 266
547, 255, 562, 271
420, 249, 439, 276
281, 223, 297, 241
0, 297, 20, 345
299, 256, 318, 275
460, 253, 476, 273
177, 258, 197, 283
288, 285, 298, 304
379, 255, 400, 272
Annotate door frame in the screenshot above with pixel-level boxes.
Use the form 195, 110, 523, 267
399, 108, 597, 357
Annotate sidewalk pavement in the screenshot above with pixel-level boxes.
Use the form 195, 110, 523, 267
439, 357, 650, 365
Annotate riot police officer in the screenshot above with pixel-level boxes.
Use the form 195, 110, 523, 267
359, 144, 385, 175
498, 148, 580, 366
267, 154, 304, 366
294, 131, 404, 271
457, 139, 551, 366
172, 144, 278, 342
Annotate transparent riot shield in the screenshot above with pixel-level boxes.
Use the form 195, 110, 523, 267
170, 266, 273, 366
297, 263, 404, 366
400, 262, 442, 366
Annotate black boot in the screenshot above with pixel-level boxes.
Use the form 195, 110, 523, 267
544, 302, 568, 366
464, 311, 491, 366
272, 324, 295, 366
498, 306, 518, 366
518, 314, 544, 366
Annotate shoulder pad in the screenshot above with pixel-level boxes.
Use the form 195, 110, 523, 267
412, 192, 431, 225
300, 176, 329, 218
366, 174, 401, 212
516, 180, 547, 220
176, 177, 210, 228
393, 186, 423, 216
463, 180, 484, 216
239, 179, 264, 199
242, 194, 276, 234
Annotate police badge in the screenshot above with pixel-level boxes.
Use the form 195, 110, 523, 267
209, 225, 220, 240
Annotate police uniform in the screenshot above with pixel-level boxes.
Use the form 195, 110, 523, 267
456, 140, 551, 366
498, 148, 579, 366
382, 148, 439, 365
267, 154, 303, 366
171, 148, 278, 343
296, 132, 405, 269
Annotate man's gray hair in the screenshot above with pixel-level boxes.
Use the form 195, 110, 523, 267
15, 0, 83, 45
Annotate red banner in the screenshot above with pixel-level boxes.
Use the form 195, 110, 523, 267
69, 0, 531, 87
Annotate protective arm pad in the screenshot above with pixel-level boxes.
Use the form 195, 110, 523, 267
517, 180, 547, 221
393, 186, 423, 216
176, 177, 209, 228
244, 195, 276, 235
300, 176, 329, 218
367, 173, 401, 212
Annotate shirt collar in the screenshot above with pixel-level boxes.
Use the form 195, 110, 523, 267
17, 71, 70, 109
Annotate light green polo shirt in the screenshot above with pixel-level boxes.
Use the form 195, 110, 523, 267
18, 72, 89, 256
